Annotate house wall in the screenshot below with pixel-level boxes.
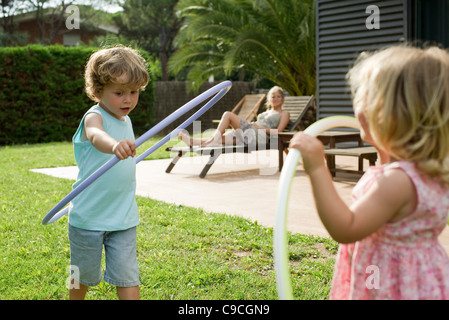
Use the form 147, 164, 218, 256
316, 0, 408, 119
16, 18, 102, 45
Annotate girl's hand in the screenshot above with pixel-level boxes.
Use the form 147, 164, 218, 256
289, 132, 326, 175
112, 139, 136, 160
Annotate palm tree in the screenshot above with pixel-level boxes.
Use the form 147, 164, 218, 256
169, 0, 315, 96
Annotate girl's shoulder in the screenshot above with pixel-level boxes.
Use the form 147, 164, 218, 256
385, 160, 449, 198
383, 161, 423, 188
385, 161, 428, 184
354, 161, 415, 200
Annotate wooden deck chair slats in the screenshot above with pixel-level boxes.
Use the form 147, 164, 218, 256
283, 95, 314, 131
166, 95, 314, 178
212, 94, 266, 124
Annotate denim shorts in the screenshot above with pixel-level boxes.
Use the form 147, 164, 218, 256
68, 224, 140, 287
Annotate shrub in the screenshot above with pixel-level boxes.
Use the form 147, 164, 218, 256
0, 45, 154, 145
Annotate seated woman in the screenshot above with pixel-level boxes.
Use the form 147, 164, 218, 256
179, 86, 290, 147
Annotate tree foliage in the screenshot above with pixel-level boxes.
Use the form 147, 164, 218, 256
116, 0, 183, 81
169, 0, 315, 95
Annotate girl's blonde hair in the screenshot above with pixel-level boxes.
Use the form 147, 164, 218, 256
347, 45, 449, 185
265, 86, 285, 109
84, 45, 150, 102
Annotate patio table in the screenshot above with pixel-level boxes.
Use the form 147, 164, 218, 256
277, 131, 363, 171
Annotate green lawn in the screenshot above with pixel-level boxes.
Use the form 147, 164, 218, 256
0, 138, 337, 300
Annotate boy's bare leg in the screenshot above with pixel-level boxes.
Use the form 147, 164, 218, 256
117, 286, 140, 300
69, 281, 88, 300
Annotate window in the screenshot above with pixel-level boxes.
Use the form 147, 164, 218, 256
63, 33, 80, 47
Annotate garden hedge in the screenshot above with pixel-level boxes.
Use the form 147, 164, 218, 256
0, 45, 154, 145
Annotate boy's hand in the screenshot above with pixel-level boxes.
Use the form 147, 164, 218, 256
289, 132, 326, 175
112, 139, 136, 160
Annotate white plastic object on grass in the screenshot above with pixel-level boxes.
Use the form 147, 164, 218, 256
274, 116, 361, 300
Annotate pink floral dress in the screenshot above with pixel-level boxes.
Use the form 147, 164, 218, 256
330, 161, 449, 300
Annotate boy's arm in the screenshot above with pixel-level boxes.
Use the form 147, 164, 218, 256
84, 113, 136, 160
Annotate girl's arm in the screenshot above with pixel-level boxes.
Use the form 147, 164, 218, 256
84, 113, 136, 160
289, 132, 416, 243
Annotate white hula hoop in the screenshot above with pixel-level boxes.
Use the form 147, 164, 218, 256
274, 116, 361, 300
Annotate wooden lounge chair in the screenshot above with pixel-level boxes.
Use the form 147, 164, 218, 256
282, 96, 315, 131
165, 95, 314, 178
212, 93, 266, 124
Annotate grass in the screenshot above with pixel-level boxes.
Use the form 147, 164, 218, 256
0, 137, 338, 300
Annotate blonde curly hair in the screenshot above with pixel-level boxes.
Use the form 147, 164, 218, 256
347, 45, 449, 186
84, 45, 149, 102
265, 86, 285, 110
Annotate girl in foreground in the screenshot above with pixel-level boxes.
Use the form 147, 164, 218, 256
290, 45, 449, 299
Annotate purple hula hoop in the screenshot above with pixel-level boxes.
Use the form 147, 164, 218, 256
42, 81, 232, 225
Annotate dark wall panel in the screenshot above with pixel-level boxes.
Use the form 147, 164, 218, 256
316, 0, 408, 118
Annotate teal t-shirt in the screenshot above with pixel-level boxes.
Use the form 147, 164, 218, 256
69, 105, 139, 231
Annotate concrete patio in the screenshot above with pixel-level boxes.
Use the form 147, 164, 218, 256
32, 149, 449, 253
